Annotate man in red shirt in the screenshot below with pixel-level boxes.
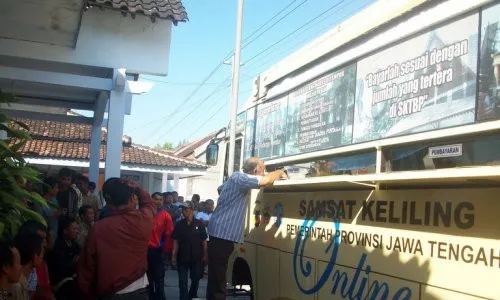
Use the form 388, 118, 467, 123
147, 192, 174, 300
77, 178, 154, 300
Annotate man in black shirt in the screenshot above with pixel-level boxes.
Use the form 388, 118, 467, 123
47, 217, 82, 299
56, 168, 81, 219
172, 201, 208, 300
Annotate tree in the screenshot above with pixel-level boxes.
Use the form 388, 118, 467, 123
0, 91, 50, 241
176, 138, 190, 149
154, 141, 175, 151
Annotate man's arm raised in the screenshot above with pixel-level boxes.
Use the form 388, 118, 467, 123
259, 169, 287, 188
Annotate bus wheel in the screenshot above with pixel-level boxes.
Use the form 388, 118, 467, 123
230, 257, 254, 299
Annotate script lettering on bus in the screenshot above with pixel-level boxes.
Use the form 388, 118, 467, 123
293, 218, 412, 299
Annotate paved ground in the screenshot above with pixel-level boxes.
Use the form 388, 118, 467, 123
164, 269, 250, 300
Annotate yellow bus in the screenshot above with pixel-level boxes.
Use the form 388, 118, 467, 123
206, 0, 500, 299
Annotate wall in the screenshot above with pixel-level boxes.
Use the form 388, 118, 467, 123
179, 139, 226, 203
0, 8, 173, 75
246, 187, 500, 300
179, 169, 221, 201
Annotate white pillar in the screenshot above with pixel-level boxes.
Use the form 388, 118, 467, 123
89, 92, 107, 183
105, 69, 129, 180
161, 173, 168, 193
89, 122, 102, 182
0, 124, 6, 140
173, 174, 179, 191
375, 146, 383, 174
0, 103, 7, 140
148, 172, 155, 194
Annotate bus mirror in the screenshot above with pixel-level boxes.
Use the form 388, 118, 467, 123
206, 142, 219, 166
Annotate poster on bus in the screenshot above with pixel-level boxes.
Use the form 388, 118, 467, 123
353, 14, 479, 143
236, 111, 246, 135
478, 3, 500, 121
254, 97, 287, 159
285, 64, 356, 155
243, 107, 256, 161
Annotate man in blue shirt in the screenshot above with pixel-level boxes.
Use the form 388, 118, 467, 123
206, 157, 286, 300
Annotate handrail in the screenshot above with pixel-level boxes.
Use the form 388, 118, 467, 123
270, 165, 500, 189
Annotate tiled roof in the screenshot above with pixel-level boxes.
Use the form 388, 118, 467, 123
87, 0, 188, 23
12, 118, 106, 142
130, 144, 206, 168
174, 132, 217, 158
10, 118, 206, 169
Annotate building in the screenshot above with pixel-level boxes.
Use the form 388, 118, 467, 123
0, 0, 189, 183
174, 132, 222, 200
11, 118, 206, 193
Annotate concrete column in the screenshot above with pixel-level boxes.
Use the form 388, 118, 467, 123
161, 173, 168, 193
89, 93, 107, 183
89, 122, 102, 183
0, 124, 6, 140
0, 103, 7, 140
148, 172, 155, 194
105, 69, 129, 180
173, 174, 179, 191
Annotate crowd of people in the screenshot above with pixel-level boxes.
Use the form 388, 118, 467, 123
1, 157, 285, 300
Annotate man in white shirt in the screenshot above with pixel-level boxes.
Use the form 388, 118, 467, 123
195, 200, 214, 225
206, 157, 286, 300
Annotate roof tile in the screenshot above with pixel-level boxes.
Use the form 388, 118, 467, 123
12, 139, 205, 168
174, 132, 216, 158
87, 0, 188, 23
9, 118, 205, 169
12, 118, 107, 142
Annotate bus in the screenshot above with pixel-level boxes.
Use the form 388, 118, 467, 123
206, 0, 500, 299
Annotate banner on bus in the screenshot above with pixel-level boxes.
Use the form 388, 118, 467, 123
243, 107, 256, 160
353, 14, 479, 143
478, 3, 500, 121
285, 64, 356, 155
254, 96, 287, 159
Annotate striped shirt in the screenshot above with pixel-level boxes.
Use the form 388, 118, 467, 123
208, 172, 261, 243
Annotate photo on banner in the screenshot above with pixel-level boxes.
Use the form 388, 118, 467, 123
243, 107, 256, 161
353, 14, 479, 143
254, 96, 287, 159
478, 3, 500, 121
285, 64, 356, 155
236, 111, 246, 134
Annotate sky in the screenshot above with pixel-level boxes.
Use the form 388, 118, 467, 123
123, 0, 375, 148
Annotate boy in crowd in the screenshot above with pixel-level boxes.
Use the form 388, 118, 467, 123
172, 201, 208, 300
88, 182, 97, 195
47, 217, 81, 299
147, 192, 174, 300
163, 192, 181, 225
56, 168, 82, 219
76, 205, 94, 249
196, 199, 214, 226
41, 177, 61, 246
0, 241, 22, 300
17, 221, 55, 300
78, 178, 154, 300
75, 175, 99, 221
191, 194, 200, 206
11, 234, 44, 300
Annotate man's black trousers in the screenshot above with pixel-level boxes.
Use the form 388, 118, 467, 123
206, 237, 234, 300
147, 248, 165, 300
177, 261, 203, 300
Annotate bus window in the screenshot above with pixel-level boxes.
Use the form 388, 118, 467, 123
223, 139, 243, 182
384, 133, 500, 172
267, 151, 376, 180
